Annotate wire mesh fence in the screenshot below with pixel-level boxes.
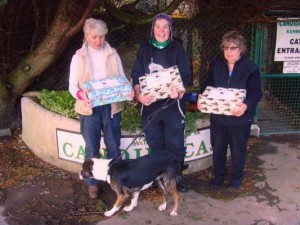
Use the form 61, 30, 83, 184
31, 16, 253, 91
259, 75, 300, 135
29, 14, 300, 135
254, 15, 300, 135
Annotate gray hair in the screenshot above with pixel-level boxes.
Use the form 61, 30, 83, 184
83, 18, 108, 36
220, 30, 247, 55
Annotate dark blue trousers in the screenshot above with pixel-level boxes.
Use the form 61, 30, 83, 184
210, 122, 251, 183
80, 105, 120, 186
106, 111, 121, 149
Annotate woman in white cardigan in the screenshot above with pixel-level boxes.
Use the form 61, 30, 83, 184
69, 18, 131, 199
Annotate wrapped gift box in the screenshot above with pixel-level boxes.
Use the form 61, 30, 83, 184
83, 76, 133, 107
198, 86, 246, 115
139, 66, 185, 101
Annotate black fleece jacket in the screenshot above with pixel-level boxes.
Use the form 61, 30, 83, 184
131, 39, 192, 114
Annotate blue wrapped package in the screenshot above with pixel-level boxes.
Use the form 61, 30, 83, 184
83, 76, 133, 107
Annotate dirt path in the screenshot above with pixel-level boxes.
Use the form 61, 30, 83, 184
1, 129, 300, 225
95, 139, 300, 225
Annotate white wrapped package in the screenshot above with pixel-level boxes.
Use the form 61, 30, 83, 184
198, 86, 246, 115
139, 66, 185, 101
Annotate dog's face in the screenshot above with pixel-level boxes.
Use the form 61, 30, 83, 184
79, 158, 112, 181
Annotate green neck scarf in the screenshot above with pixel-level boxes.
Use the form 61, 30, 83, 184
150, 38, 170, 49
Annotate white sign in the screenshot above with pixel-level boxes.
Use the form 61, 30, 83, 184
56, 128, 212, 163
274, 18, 300, 61
283, 61, 300, 73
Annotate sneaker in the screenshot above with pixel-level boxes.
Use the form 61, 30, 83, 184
88, 185, 99, 199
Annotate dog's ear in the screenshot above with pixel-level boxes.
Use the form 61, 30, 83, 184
81, 159, 94, 179
87, 158, 94, 170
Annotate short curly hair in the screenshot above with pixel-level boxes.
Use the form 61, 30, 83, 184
220, 30, 247, 55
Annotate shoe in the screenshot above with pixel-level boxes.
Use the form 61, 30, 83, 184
210, 179, 224, 189
181, 163, 189, 171
228, 180, 241, 189
88, 185, 99, 199
176, 173, 188, 193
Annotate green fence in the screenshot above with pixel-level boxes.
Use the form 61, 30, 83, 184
253, 16, 300, 135
258, 74, 300, 135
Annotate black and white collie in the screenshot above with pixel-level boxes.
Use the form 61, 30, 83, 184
80, 150, 181, 217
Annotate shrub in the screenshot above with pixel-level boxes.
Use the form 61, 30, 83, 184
38, 89, 78, 119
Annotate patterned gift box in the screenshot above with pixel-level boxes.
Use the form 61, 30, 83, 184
198, 86, 246, 115
83, 76, 133, 107
139, 66, 185, 101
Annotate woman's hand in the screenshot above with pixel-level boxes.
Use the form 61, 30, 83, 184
170, 85, 185, 100
128, 89, 135, 100
137, 94, 155, 106
197, 94, 203, 111
134, 84, 154, 106
79, 90, 92, 108
231, 102, 247, 117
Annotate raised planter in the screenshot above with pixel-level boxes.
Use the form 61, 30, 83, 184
21, 94, 213, 174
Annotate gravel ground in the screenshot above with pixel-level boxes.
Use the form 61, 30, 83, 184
1, 128, 300, 225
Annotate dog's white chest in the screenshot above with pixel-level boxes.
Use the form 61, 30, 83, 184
92, 158, 111, 181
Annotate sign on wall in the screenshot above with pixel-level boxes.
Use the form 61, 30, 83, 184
283, 61, 300, 73
56, 128, 212, 163
274, 18, 300, 62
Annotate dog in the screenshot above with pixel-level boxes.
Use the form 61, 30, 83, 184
79, 150, 181, 217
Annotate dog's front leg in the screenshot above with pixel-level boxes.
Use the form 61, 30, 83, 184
157, 178, 167, 212
123, 191, 140, 212
104, 205, 120, 217
170, 187, 180, 216
104, 193, 128, 217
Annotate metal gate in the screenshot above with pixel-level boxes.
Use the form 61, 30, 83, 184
252, 18, 300, 135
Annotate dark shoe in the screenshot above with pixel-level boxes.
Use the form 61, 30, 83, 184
228, 180, 241, 189
176, 173, 188, 193
181, 163, 189, 171
88, 185, 99, 199
210, 179, 224, 189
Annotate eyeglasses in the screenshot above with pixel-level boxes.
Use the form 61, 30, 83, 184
223, 46, 239, 51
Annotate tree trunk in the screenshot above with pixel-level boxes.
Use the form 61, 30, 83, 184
0, 0, 96, 129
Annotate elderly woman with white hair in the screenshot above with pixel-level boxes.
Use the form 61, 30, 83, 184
68, 18, 131, 199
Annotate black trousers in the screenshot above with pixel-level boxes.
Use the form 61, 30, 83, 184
210, 121, 251, 182
142, 104, 186, 162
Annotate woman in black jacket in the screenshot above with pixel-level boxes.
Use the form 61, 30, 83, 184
131, 13, 192, 193
198, 30, 263, 189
